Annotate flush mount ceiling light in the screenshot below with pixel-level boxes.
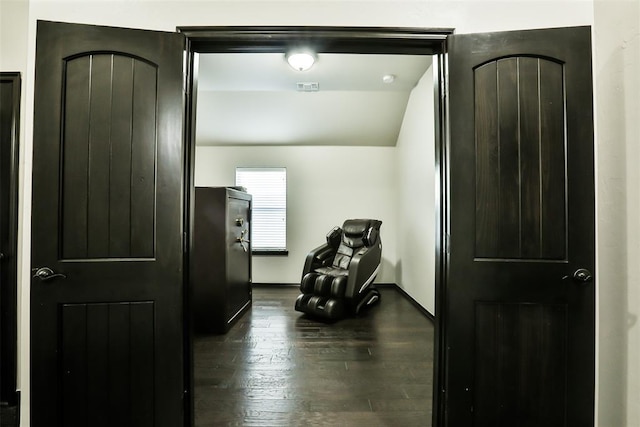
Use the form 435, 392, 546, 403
286, 51, 316, 72
382, 74, 396, 84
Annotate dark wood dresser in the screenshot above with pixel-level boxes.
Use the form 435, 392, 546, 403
192, 187, 252, 333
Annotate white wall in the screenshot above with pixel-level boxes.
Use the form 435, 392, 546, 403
593, 1, 640, 425
2, 1, 608, 426
396, 65, 436, 315
195, 145, 398, 284
0, 1, 29, 72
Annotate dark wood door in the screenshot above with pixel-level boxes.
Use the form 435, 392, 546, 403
1, 72, 20, 405
31, 21, 185, 427
444, 27, 594, 426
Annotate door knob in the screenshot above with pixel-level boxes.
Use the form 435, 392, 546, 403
571, 268, 592, 283
32, 267, 67, 282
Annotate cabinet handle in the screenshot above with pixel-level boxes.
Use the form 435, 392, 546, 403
236, 229, 250, 252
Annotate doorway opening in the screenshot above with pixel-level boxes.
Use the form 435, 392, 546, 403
180, 27, 452, 426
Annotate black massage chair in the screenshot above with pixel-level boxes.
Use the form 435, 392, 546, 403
294, 219, 382, 320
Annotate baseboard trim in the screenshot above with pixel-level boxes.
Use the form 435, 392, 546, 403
252, 282, 434, 322
387, 283, 435, 322
252, 283, 299, 287
373, 283, 397, 288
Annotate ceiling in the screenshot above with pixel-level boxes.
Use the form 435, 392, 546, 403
195, 53, 432, 147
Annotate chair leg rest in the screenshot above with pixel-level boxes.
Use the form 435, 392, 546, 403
294, 293, 346, 320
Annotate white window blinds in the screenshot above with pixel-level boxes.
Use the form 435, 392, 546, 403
235, 167, 287, 252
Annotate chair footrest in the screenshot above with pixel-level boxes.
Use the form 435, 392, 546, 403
294, 294, 346, 320
294, 285, 381, 320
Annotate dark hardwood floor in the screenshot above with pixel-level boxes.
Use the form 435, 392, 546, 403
194, 285, 434, 426
0, 405, 17, 427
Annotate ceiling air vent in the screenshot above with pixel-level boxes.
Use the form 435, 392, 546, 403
296, 82, 319, 92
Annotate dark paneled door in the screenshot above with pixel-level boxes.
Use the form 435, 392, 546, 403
31, 21, 185, 426
445, 27, 594, 426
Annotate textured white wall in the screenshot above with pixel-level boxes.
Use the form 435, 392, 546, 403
2, 1, 604, 426
0, 0, 29, 72
195, 145, 398, 284
593, 1, 640, 425
395, 65, 436, 315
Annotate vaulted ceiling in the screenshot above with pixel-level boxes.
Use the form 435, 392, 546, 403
195, 53, 432, 147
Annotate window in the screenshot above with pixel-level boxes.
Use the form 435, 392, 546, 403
235, 167, 287, 254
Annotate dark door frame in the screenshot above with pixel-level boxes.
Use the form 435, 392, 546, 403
1, 71, 21, 407
178, 27, 453, 427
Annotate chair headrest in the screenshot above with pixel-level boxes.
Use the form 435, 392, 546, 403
342, 219, 382, 247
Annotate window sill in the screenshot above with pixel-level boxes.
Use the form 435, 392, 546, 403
253, 249, 288, 256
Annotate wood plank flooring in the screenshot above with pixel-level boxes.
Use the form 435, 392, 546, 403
0, 405, 17, 427
194, 285, 434, 426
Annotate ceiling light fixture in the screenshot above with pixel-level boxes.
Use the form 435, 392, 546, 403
382, 74, 396, 84
286, 51, 316, 72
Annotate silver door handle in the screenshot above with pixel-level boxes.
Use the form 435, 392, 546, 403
32, 267, 67, 282
572, 268, 592, 283
563, 268, 592, 283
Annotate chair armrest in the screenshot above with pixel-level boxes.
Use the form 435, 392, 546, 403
345, 242, 382, 300
302, 243, 336, 278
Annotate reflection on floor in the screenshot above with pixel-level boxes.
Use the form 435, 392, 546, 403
194, 285, 434, 427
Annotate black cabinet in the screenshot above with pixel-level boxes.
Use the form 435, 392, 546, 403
192, 187, 252, 333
